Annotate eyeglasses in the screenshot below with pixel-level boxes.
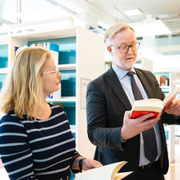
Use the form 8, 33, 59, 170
42, 67, 60, 76
110, 42, 140, 53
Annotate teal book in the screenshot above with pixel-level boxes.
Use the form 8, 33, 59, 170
46, 43, 59, 52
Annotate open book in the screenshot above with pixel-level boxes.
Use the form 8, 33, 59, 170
75, 161, 132, 180
129, 86, 180, 119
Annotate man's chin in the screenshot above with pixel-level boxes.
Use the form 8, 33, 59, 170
113, 60, 135, 70
123, 63, 135, 70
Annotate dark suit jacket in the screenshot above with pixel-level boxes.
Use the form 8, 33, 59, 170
86, 66, 180, 180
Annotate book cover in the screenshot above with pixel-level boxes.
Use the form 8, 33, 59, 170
155, 74, 161, 85
51, 102, 64, 108
160, 76, 167, 86
11, 47, 14, 62
75, 161, 132, 180
14, 46, 20, 57
46, 43, 59, 52
129, 86, 180, 119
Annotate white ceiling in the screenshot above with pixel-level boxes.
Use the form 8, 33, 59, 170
1, 0, 180, 73
83, 0, 180, 33
54, 0, 180, 73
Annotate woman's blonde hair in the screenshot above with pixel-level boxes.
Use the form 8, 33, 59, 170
104, 22, 135, 46
0, 47, 51, 120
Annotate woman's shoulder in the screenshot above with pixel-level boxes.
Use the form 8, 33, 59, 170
0, 111, 22, 124
48, 103, 64, 112
0, 112, 24, 134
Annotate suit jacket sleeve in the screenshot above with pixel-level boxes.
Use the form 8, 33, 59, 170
86, 81, 124, 151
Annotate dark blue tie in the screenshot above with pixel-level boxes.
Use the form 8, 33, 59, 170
127, 71, 158, 163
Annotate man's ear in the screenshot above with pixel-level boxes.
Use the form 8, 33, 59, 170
107, 46, 113, 55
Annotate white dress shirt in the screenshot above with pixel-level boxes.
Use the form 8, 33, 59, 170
112, 64, 162, 166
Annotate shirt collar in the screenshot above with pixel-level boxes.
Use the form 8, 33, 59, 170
112, 63, 136, 80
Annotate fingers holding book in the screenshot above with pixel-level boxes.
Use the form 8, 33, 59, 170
120, 111, 160, 140
165, 99, 180, 116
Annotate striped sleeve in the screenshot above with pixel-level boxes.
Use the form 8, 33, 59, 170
0, 115, 36, 180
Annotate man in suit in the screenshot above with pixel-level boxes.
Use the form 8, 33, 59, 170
86, 22, 180, 180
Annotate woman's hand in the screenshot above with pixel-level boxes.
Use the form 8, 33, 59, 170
82, 159, 102, 171
71, 157, 102, 171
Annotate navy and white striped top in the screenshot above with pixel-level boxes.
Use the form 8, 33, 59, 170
0, 104, 80, 180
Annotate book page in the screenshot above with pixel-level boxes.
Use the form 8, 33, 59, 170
75, 161, 127, 180
130, 99, 163, 118
114, 172, 132, 180
163, 86, 180, 105
162, 86, 180, 113
132, 99, 163, 112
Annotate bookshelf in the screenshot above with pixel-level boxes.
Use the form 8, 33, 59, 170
105, 56, 153, 72
153, 70, 177, 163
0, 26, 105, 179
0, 36, 9, 92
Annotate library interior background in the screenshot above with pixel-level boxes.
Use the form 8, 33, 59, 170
0, 0, 180, 179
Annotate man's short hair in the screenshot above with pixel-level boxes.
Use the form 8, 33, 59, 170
104, 22, 135, 46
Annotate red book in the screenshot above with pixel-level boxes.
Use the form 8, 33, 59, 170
129, 86, 180, 119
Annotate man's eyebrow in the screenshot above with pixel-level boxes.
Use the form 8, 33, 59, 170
119, 41, 136, 45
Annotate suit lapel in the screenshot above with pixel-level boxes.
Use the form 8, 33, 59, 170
105, 67, 156, 110
105, 67, 132, 110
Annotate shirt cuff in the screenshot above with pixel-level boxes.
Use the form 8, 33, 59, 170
173, 114, 180, 119
120, 138, 126, 143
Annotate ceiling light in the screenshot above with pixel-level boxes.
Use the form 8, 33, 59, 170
17, 6, 66, 22
16, 6, 87, 28
129, 19, 171, 37
0, 16, 74, 33
124, 8, 142, 16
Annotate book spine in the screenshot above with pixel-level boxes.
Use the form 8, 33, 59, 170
14, 46, 20, 57
46, 43, 59, 52
130, 111, 159, 119
48, 93, 53, 99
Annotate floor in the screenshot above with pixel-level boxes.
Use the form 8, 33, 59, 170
165, 145, 180, 180
0, 145, 180, 180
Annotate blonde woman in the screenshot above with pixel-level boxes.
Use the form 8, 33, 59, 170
0, 47, 102, 180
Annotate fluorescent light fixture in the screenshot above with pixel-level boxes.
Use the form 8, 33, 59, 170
124, 8, 142, 16
129, 20, 171, 37
16, 6, 87, 28
0, 16, 74, 33
17, 6, 67, 22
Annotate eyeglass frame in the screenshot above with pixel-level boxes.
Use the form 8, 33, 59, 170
110, 42, 140, 53
42, 67, 60, 75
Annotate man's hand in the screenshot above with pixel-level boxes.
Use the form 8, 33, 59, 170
166, 99, 180, 116
120, 111, 160, 140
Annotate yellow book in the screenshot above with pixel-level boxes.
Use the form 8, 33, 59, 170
75, 161, 132, 180
11, 47, 14, 63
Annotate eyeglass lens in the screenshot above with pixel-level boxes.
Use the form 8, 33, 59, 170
120, 42, 139, 53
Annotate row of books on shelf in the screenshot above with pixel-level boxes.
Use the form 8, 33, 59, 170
51, 102, 64, 109
175, 137, 180, 145
155, 74, 169, 86
11, 42, 59, 62
105, 63, 111, 72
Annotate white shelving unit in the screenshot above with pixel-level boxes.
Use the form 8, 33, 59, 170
0, 26, 105, 161
134, 56, 153, 71
105, 54, 153, 72
153, 69, 177, 163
